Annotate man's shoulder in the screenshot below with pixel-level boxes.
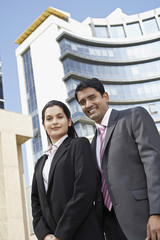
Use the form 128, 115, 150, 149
111, 107, 149, 125
114, 106, 146, 115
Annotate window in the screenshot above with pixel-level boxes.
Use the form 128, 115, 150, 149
143, 18, 159, 34
95, 26, 109, 38
0, 76, 4, 100
131, 66, 139, 75
22, 49, 43, 162
110, 25, 125, 38
126, 22, 142, 38
149, 104, 158, 114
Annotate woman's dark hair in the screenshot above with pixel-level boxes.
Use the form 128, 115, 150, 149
42, 100, 77, 143
75, 78, 105, 102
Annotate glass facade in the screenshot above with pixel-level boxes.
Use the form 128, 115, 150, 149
22, 49, 42, 164
94, 17, 160, 39
60, 38, 160, 61
58, 12, 160, 136
62, 58, 160, 80
74, 122, 96, 137
105, 81, 160, 101
65, 78, 160, 102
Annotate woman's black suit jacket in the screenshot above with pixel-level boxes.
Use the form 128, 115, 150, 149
31, 137, 104, 240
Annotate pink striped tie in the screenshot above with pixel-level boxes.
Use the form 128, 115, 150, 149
98, 125, 112, 211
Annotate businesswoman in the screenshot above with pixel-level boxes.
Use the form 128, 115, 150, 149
31, 100, 105, 240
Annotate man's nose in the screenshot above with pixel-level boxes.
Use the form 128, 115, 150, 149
86, 100, 92, 108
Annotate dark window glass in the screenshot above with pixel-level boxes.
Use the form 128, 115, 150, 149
0, 76, 4, 100
0, 101, 4, 109
22, 49, 42, 163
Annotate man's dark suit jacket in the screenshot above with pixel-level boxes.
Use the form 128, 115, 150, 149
92, 107, 160, 240
31, 137, 104, 240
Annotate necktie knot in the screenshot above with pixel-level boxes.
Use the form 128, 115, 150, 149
98, 125, 106, 134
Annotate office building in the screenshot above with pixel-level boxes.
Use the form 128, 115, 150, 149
15, 6, 160, 184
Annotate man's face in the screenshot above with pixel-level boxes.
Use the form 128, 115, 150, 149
77, 87, 109, 124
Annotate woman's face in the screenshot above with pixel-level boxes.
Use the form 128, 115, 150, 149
43, 105, 72, 144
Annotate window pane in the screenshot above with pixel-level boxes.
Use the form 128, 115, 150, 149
110, 25, 125, 38
126, 22, 142, 37
143, 18, 159, 34
95, 26, 109, 38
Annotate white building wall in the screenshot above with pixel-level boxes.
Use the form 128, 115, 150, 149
30, 21, 67, 151
15, 12, 92, 185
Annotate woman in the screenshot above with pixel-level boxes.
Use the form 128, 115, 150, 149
31, 100, 104, 240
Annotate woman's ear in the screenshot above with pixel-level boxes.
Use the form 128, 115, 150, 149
43, 124, 46, 131
68, 117, 72, 127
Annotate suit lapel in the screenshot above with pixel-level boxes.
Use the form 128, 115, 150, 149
36, 154, 48, 196
47, 137, 71, 189
91, 131, 97, 155
103, 109, 119, 152
91, 131, 100, 169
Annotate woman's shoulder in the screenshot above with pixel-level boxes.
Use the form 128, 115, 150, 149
70, 136, 90, 144
69, 137, 91, 149
34, 154, 47, 169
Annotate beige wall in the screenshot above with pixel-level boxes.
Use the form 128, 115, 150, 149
0, 110, 33, 240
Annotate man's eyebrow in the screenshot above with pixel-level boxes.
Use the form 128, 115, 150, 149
79, 94, 96, 104
89, 94, 95, 97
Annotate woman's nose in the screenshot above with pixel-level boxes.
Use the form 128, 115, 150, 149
52, 118, 58, 124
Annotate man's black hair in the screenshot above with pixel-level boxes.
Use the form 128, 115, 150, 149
75, 78, 105, 102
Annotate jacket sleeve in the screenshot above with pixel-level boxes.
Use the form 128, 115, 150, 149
54, 137, 98, 240
132, 107, 160, 215
31, 171, 52, 240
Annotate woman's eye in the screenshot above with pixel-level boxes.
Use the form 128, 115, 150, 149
46, 117, 52, 121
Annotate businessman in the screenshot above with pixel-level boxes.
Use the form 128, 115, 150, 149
75, 78, 160, 240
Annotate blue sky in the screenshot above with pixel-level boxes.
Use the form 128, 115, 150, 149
0, 0, 160, 114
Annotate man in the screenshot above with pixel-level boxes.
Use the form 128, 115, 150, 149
75, 78, 160, 240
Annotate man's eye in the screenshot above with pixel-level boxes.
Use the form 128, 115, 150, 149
80, 101, 85, 106
90, 96, 95, 100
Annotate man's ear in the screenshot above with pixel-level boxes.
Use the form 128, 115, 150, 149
103, 92, 109, 103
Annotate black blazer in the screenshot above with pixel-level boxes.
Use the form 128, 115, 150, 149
31, 137, 105, 240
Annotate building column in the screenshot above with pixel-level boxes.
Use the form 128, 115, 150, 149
0, 110, 33, 240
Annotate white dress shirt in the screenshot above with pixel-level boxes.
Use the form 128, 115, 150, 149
95, 108, 112, 169
42, 134, 68, 192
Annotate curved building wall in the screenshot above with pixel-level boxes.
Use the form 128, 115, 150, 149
57, 8, 160, 136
